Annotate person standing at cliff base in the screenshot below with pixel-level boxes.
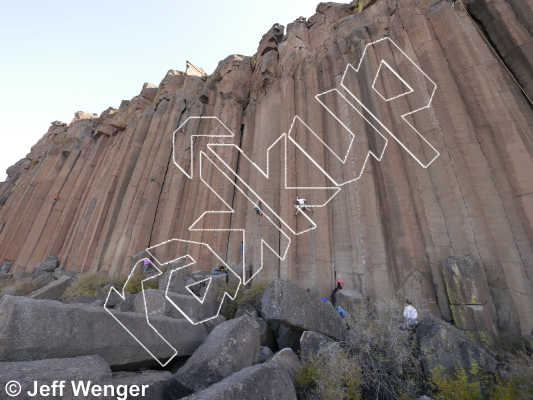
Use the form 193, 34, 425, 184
403, 299, 418, 326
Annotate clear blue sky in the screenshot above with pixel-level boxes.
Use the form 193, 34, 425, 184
0, 0, 326, 181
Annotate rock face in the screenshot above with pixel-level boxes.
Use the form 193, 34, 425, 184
416, 314, 498, 378
0, 0, 532, 336
180, 363, 297, 400
443, 256, 499, 344
262, 279, 346, 340
0, 295, 207, 367
165, 316, 260, 396
0, 355, 112, 400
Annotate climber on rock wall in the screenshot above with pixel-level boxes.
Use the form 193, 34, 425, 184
294, 196, 314, 217
330, 275, 344, 303
253, 200, 263, 216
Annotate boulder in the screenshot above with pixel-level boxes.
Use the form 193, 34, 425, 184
20, 271, 55, 290
0, 355, 112, 400
164, 316, 260, 396
158, 262, 188, 294
203, 315, 226, 334
180, 363, 297, 400
33, 260, 59, 273
0, 295, 207, 368
334, 289, 364, 311
262, 279, 346, 340
267, 348, 301, 385
29, 276, 73, 300
198, 277, 221, 304
64, 293, 106, 306
53, 267, 77, 280
112, 370, 172, 400
113, 292, 136, 312
300, 331, 335, 364
235, 302, 258, 319
416, 314, 498, 378
133, 289, 215, 321
257, 346, 274, 363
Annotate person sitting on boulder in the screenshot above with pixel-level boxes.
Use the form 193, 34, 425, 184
403, 299, 418, 326
142, 259, 151, 273
253, 200, 263, 216
330, 275, 344, 302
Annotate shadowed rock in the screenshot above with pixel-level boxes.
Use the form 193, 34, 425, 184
262, 279, 346, 340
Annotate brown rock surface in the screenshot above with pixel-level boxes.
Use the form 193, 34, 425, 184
0, 0, 532, 337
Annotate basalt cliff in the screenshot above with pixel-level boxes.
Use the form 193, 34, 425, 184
1, 0, 532, 338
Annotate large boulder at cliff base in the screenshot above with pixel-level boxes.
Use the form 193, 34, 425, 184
32, 259, 59, 274
300, 330, 335, 364
267, 348, 301, 385
0, 295, 207, 367
180, 363, 297, 400
262, 279, 346, 340
416, 314, 498, 378
164, 316, 260, 395
334, 289, 364, 311
0, 355, 112, 400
